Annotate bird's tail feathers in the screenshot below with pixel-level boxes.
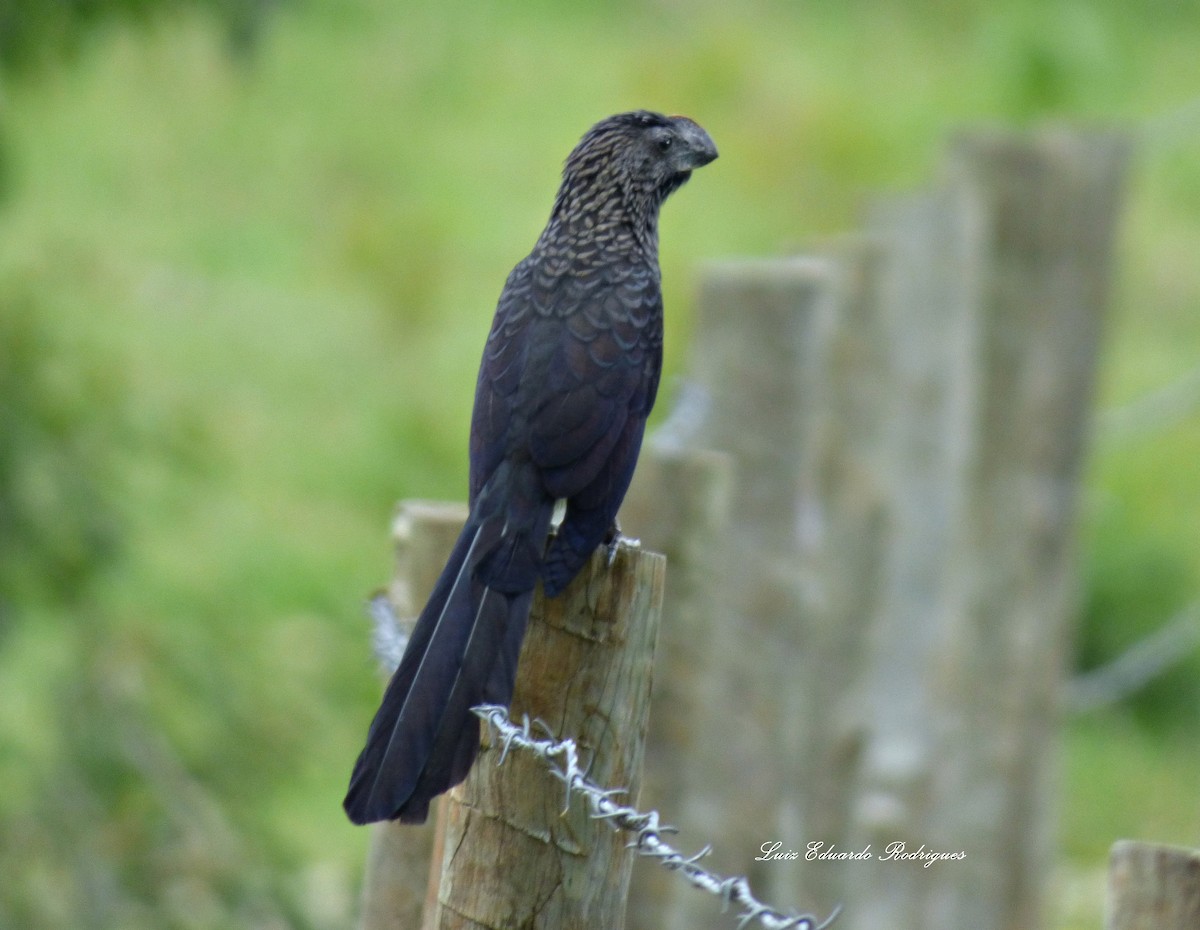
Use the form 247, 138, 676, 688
343, 481, 551, 824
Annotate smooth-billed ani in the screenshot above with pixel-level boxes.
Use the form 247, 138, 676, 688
344, 110, 717, 825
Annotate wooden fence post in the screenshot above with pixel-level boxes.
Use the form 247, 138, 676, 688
775, 236, 893, 918
359, 501, 468, 930
618, 440, 733, 929
654, 258, 838, 930
427, 539, 665, 930
919, 129, 1130, 930
840, 186, 984, 929
835, 129, 1130, 930
1107, 840, 1200, 930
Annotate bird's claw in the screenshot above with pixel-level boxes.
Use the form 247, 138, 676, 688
602, 521, 640, 566
606, 534, 641, 566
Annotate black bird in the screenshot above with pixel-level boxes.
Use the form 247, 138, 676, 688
344, 111, 718, 825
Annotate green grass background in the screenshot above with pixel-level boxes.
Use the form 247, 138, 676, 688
0, 0, 1197, 927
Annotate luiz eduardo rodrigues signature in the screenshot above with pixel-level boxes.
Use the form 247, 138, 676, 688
757, 841, 966, 869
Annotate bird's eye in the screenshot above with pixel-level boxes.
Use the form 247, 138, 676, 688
657, 136, 673, 152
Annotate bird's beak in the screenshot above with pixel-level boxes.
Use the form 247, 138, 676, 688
670, 116, 719, 170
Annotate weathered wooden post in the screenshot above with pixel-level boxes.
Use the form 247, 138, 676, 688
623, 248, 912, 928
651, 259, 838, 930
775, 236, 893, 918
841, 129, 1130, 930
841, 186, 983, 928
924, 129, 1130, 930
427, 539, 665, 929
359, 501, 467, 930
619, 440, 733, 929
1107, 840, 1200, 930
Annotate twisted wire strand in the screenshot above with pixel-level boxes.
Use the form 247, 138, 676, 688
473, 704, 841, 930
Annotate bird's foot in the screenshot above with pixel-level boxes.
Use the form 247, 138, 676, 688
603, 520, 640, 566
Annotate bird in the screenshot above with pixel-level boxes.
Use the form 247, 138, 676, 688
344, 110, 718, 825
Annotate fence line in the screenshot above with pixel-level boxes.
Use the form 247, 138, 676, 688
357, 126, 1152, 929
1068, 599, 1200, 713
364, 507, 836, 930
471, 704, 841, 930
1094, 361, 1200, 445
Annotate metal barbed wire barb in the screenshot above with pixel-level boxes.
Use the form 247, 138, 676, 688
494, 710, 529, 767
473, 703, 841, 930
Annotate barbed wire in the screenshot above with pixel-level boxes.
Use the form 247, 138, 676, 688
370, 591, 839, 929
1141, 94, 1200, 150
368, 589, 409, 672
1068, 598, 1200, 714
1095, 360, 1200, 445
472, 703, 841, 930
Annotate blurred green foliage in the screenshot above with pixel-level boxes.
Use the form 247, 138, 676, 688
0, 0, 275, 71
0, 276, 126, 611
0, 0, 1196, 926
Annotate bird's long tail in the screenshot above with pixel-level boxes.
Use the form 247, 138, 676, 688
344, 470, 551, 825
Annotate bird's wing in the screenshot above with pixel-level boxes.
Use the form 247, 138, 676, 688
469, 260, 535, 504
529, 261, 663, 500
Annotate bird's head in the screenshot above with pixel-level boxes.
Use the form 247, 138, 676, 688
559, 111, 718, 217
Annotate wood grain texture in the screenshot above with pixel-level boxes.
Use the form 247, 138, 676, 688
1107, 841, 1200, 930
429, 538, 665, 930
